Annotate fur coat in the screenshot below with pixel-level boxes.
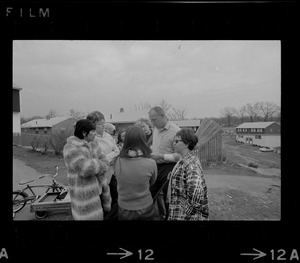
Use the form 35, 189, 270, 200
63, 136, 111, 220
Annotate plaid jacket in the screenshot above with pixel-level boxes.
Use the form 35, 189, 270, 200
168, 152, 209, 221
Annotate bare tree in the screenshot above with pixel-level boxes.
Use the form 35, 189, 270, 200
259, 102, 280, 121
134, 102, 152, 111
219, 107, 237, 127
253, 102, 263, 121
245, 103, 256, 122
168, 107, 188, 120
69, 109, 86, 119
236, 105, 247, 124
158, 99, 172, 113
133, 99, 187, 121
46, 109, 58, 119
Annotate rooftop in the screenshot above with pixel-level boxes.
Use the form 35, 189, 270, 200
171, 119, 201, 127
21, 116, 76, 128
106, 110, 149, 124
236, 122, 279, 129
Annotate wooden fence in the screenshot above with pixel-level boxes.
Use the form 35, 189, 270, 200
192, 118, 223, 166
192, 133, 222, 166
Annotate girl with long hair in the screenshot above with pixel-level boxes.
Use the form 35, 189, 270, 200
114, 126, 157, 220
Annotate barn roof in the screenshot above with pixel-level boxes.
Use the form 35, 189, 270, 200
21, 117, 76, 128
236, 122, 279, 129
107, 110, 149, 124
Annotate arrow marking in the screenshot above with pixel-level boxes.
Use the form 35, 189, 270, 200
241, 248, 266, 260
107, 247, 133, 260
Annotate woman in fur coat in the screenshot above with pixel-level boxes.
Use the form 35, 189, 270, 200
63, 119, 111, 220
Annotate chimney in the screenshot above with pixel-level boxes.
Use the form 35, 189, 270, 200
110, 114, 113, 119
120, 108, 124, 113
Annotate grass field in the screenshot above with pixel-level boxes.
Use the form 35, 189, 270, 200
13, 146, 68, 185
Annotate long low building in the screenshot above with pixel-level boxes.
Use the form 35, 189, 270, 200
235, 121, 280, 148
106, 108, 201, 133
21, 116, 78, 134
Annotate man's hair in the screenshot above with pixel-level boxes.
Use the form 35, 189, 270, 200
74, 119, 96, 139
148, 106, 165, 116
119, 126, 152, 158
176, 128, 199, 151
86, 111, 105, 123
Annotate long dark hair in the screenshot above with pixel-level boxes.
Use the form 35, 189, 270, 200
119, 126, 151, 158
117, 129, 126, 144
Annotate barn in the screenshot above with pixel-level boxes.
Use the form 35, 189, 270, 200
170, 119, 200, 132
21, 116, 78, 135
106, 108, 149, 133
235, 122, 281, 148
107, 108, 201, 133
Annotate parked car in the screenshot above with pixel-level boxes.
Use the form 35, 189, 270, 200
259, 147, 274, 152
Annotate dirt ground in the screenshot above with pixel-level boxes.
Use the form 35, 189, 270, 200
12, 134, 281, 220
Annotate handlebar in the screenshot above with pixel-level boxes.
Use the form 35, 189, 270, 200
38, 166, 59, 179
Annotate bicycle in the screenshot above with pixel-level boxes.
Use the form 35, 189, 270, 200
13, 166, 68, 219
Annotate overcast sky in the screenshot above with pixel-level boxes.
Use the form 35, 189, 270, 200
13, 40, 281, 119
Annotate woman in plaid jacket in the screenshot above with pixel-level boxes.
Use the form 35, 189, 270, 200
167, 128, 209, 220
63, 119, 111, 220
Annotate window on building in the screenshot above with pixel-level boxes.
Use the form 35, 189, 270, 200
255, 135, 261, 139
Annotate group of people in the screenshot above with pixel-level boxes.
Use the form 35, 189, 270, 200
63, 106, 209, 221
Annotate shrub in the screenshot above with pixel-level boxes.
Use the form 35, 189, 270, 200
50, 128, 73, 156
30, 136, 42, 151
40, 136, 51, 155
248, 162, 259, 169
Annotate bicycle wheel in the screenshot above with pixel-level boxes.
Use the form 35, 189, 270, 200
13, 190, 28, 213
35, 211, 48, 219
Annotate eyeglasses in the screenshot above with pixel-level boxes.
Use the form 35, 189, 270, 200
174, 139, 183, 144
